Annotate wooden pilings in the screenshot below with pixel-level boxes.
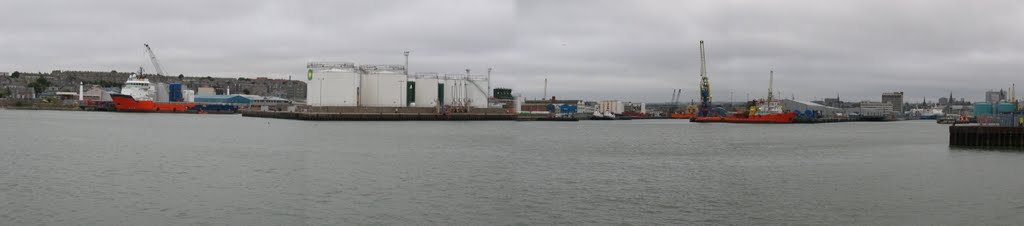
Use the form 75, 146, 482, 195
949, 126, 1024, 148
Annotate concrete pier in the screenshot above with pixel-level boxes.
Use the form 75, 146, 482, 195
242, 110, 516, 121
949, 126, 1024, 148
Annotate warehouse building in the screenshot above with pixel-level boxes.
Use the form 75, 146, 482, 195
781, 99, 843, 115
195, 94, 292, 107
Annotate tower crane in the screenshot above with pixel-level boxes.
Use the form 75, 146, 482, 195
144, 44, 166, 76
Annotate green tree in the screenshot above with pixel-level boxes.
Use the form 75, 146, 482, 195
178, 74, 184, 80
10, 71, 19, 78
111, 70, 118, 74
242, 88, 251, 95
27, 77, 51, 94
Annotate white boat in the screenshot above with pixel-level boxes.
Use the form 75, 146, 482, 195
910, 108, 944, 119
591, 111, 615, 120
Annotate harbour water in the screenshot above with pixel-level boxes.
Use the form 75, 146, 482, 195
2, 110, 1024, 225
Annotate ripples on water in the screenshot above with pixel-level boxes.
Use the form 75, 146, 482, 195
2, 110, 1024, 225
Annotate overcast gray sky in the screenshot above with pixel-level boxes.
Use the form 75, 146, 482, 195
2, 0, 1023, 102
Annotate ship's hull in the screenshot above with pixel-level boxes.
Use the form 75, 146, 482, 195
670, 113, 696, 119
692, 112, 797, 123
111, 93, 195, 112
691, 116, 726, 123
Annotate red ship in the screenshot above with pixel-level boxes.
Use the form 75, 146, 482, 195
692, 111, 797, 123
110, 93, 194, 112
110, 73, 198, 112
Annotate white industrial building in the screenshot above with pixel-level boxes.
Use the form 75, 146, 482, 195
306, 62, 360, 106
359, 64, 407, 107
624, 102, 647, 114
197, 86, 216, 96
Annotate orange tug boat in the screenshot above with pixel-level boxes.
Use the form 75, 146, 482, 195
670, 104, 699, 119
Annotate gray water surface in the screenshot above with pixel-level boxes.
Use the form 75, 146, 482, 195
2, 110, 1023, 225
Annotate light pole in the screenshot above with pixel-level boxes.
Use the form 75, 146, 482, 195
404, 51, 410, 76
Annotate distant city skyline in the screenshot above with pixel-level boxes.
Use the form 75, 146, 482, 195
1, 0, 1022, 102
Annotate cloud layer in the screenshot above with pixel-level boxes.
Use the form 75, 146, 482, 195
2, 0, 1022, 102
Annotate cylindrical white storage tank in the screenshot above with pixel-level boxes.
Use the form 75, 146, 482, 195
184, 90, 195, 103
414, 73, 439, 107
360, 64, 407, 107
466, 77, 489, 108
307, 62, 359, 106
442, 75, 463, 106
514, 95, 521, 113
154, 82, 169, 103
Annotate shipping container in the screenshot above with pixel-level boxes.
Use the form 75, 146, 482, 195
169, 83, 183, 102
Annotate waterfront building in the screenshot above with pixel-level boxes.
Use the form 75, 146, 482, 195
986, 90, 1006, 104
859, 101, 893, 113
882, 92, 904, 113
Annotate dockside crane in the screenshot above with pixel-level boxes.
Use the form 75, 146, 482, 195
144, 44, 166, 76
697, 40, 712, 117
669, 89, 681, 113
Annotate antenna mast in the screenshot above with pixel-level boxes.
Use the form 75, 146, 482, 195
768, 70, 774, 101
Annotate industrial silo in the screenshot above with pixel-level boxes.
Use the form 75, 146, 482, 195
414, 73, 440, 107
359, 64, 407, 107
306, 62, 359, 106
466, 76, 489, 108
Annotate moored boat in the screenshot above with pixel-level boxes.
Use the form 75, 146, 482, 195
692, 70, 796, 123
111, 73, 237, 113
670, 104, 698, 119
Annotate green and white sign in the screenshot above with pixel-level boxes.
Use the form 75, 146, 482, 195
307, 68, 313, 81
